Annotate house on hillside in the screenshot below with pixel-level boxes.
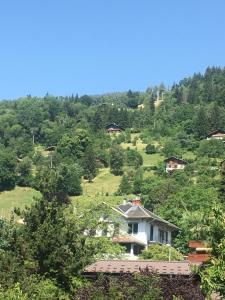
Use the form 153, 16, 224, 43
106, 123, 123, 134
98, 198, 178, 257
164, 156, 187, 173
206, 129, 225, 140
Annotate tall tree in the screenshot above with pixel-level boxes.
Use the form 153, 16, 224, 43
109, 145, 124, 176
194, 107, 209, 139
83, 144, 98, 182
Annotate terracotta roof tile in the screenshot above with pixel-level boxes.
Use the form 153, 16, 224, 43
84, 260, 193, 276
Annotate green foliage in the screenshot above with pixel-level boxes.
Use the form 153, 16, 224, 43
0, 147, 16, 191
36, 163, 82, 203
162, 139, 182, 158
197, 139, 225, 158
194, 107, 209, 139
145, 143, 156, 154
0, 283, 28, 300
126, 149, 143, 168
57, 129, 91, 162
140, 244, 183, 261
82, 144, 98, 182
109, 145, 124, 176
116, 175, 132, 195
16, 157, 33, 187
200, 206, 225, 297
78, 272, 162, 300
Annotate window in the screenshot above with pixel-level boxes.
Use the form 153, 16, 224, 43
165, 231, 168, 244
133, 245, 144, 255
121, 243, 131, 253
128, 223, 138, 234
159, 229, 169, 244
159, 229, 165, 243
102, 228, 108, 236
150, 224, 154, 241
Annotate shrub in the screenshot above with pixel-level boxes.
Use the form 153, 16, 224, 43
140, 244, 183, 261
145, 144, 156, 154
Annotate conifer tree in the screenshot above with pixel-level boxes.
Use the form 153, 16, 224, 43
83, 144, 98, 182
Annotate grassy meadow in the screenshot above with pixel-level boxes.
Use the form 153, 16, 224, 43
0, 135, 187, 219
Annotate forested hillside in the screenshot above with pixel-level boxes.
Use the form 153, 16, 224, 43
0, 66, 225, 298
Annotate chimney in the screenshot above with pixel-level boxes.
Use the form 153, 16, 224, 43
132, 196, 141, 206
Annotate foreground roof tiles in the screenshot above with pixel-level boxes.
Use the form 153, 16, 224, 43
84, 260, 192, 276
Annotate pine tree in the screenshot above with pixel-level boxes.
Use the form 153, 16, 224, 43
117, 175, 132, 195
83, 144, 98, 182
194, 107, 209, 139
109, 145, 124, 176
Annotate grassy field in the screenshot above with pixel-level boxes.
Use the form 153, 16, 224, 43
81, 168, 121, 197
0, 168, 123, 219
0, 135, 169, 219
0, 187, 40, 219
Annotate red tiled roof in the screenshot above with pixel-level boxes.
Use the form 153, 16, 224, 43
188, 253, 211, 263
84, 260, 193, 276
189, 240, 209, 249
112, 236, 146, 246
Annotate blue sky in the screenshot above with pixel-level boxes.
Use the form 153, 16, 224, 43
0, 0, 225, 99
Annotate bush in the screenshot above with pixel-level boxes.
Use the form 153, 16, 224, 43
126, 149, 143, 168
140, 244, 183, 261
197, 139, 225, 158
145, 144, 156, 154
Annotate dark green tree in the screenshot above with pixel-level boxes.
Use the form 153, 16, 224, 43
145, 144, 156, 154
109, 145, 124, 176
16, 157, 33, 187
83, 144, 98, 182
117, 175, 132, 195
194, 107, 209, 139
0, 148, 16, 191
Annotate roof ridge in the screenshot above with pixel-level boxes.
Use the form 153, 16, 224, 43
142, 207, 179, 229
95, 260, 189, 263
124, 205, 149, 218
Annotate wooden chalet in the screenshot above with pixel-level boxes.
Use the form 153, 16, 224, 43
164, 156, 187, 173
106, 123, 123, 133
206, 129, 225, 140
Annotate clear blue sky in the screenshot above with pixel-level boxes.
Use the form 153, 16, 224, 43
1, 0, 225, 99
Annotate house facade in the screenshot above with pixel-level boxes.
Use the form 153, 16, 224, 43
106, 123, 123, 133
164, 156, 187, 173
98, 198, 178, 257
207, 129, 225, 140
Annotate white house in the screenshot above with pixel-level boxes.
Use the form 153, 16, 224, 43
164, 156, 187, 173
98, 198, 179, 257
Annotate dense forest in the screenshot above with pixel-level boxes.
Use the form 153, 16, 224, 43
0, 67, 225, 298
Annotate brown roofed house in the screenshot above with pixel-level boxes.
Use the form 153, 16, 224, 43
164, 156, 187, 173
206, 129, 225, 140
106, 123, 123, 134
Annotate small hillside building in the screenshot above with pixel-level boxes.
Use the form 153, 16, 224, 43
106, 123, 123, 133
164, 156, 187, 173
206, 129, 225, 140
98, 198, 178, 257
